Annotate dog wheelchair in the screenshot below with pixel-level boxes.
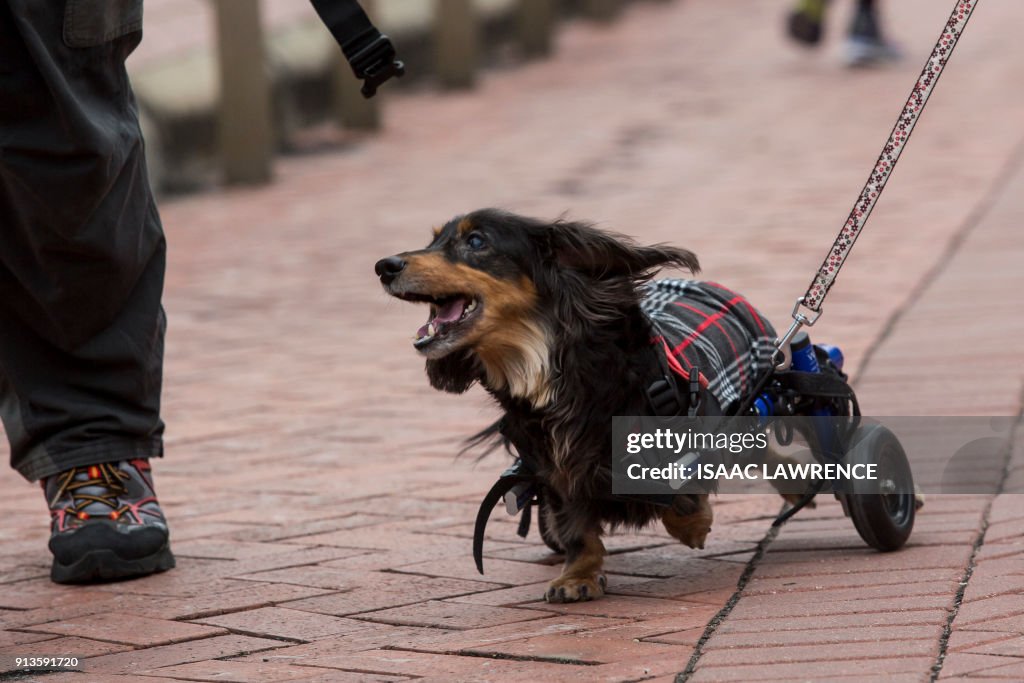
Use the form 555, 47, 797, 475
474, 328, 917, 572
732, 330, 917, 551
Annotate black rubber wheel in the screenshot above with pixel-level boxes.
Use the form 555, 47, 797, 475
843, 424, 916, 551
536, 499, 565, 554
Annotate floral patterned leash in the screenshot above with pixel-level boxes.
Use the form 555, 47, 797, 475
775, 0, 980, 370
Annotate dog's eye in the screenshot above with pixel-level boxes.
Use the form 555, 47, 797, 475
466, 233, 486, 251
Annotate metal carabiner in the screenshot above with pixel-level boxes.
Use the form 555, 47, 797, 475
773, 297, 823, 371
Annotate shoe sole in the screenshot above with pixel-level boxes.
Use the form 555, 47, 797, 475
51, 543, 176, 584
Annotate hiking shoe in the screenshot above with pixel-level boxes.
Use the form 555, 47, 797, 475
44, 459, 175, 584
787, 0, 828, 46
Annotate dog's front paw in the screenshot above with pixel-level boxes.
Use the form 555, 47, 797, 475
544, 574, 606, 603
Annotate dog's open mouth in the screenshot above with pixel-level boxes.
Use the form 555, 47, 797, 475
409, 295, 481, 351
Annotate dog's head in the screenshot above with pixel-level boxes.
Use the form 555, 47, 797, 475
375, 209, 699, 406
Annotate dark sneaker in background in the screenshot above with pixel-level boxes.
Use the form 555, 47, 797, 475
44, 459, 175, 584
844, 4, 901, 67
787, 0, 828, 47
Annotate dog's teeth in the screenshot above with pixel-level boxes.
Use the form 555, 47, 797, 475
466, 300, 477, 312
427, 322, 436, 337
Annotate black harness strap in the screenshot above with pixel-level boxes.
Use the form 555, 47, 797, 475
776, 369, 856, 398
308, 0, 405, 97
473, 460, 539, 574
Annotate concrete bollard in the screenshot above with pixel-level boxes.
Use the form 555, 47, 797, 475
519, 0, 556, 58
583, 0, 622, 23
212, 0, 274, 185
332, 0, 381, 130
435, 0, 479, 89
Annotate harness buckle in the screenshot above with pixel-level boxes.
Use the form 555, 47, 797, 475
347, 34, 405, 98
687, 366, 701, 417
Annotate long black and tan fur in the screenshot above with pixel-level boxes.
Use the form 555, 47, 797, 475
376, 209, 724, 602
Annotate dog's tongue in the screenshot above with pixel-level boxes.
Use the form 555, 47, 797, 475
416, 298, 467, 338
434, 297, 466, 324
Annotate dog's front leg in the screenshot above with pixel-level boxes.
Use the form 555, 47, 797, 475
544, 527, 606, 603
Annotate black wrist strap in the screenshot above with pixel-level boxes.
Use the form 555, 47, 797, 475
308, 0, 405, 98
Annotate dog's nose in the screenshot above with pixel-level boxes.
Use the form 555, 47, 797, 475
375, 256, 407, 285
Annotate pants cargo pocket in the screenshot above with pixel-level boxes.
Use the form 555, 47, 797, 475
63, 0, 143, 48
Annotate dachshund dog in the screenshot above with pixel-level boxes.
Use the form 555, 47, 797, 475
376, 209, 786, 603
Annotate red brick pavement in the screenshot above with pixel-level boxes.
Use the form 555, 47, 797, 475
2, 0, 1023, 681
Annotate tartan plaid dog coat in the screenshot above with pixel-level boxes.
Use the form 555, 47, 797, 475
641, 280, 777, 412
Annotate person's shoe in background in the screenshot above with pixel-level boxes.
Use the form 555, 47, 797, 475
787, 0, 829, 47
844, 2, 901, 67
44, 459, 175, 584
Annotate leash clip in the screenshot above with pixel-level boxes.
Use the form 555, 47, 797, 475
773, 297, 822, 371
348, 34, 405, 98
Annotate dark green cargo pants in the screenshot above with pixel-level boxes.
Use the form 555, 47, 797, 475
0, 0, 165, 481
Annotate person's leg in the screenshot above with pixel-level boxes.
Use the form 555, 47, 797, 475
0, 0, 174, 582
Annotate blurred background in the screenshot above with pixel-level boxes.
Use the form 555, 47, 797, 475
135, 0, 648, 193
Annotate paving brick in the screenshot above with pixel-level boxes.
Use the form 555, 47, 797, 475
0, 630, 56, 647
465, 630, 692, 665
81, 635, 287, 674
958, 613, 1024, 635
397, 615, 629, 653
745, 567, 962, 595
0, 583, 113, 611
232, 566, 362, 591
386, 557, 559, 585
21, 614, 227, 647
641, 627, 704, 647
957, 635, 1024, 657
524, 594, 718, 622
689, 658, 937, 681
961, 573, 1024, 603
135, 583, 335, 621
294, 649, 590, 679
600, 559, 744, 599
754, 545, 976, 577
706, 623, 944, 650
280, 576, 500, 616
446, 581, 560, 607
970, 659, 1024, 679
937, 652, 1021, 678
235, 625, 444, 660
727, 594, 955, 620
36, 675, 182, 683
740, 580, 959, 604
953, 596, 1024, 627
193, 607, 372, 642
698, 638, 939, 666
946, 630, 1018, 653
717, 608, 950, 633
139, 660, 341, 682
353, 600, 548, 630
0, 635, 132, 663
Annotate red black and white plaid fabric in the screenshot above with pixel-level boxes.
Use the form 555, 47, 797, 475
641, 280, 777, 412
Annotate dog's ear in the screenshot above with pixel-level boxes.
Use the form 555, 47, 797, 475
545, 220, 700, 280
425, 349, 481, 394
